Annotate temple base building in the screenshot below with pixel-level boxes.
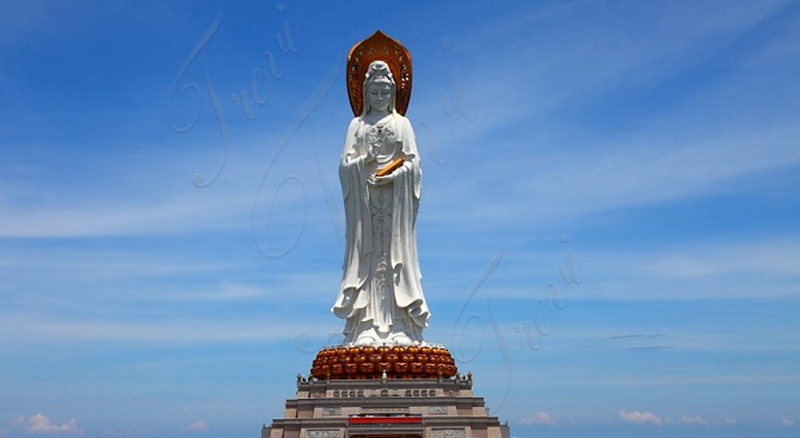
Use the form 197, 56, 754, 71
262, 375, 509, 438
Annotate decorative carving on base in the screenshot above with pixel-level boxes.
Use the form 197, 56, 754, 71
432, 429, 466, 438
306, 430, 340, 438
322, 407, 341, 416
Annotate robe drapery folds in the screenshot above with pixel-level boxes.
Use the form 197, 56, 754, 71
332, 114, 429, 343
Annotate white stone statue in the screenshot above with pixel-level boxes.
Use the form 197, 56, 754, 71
332, 60, 430, 346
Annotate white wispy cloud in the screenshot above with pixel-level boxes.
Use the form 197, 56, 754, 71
423, 234, 800, 301
519, 412, 557, 425
182, 420, 209, 432
782, 417, 796, 427
432, 124, 800, 228
619, 410, 663, 425
0, 183, 247, 238
10, 414, 84, 435
101, 429, 154, 437
0, 249, 241, 279
677, 415, 712, 426
619, 410, 740, 427
154, 282, 268, 302
138, 276, 341, 304
0, 313, 323, 347
0, 127, 333, 239
627, 240, 800, 280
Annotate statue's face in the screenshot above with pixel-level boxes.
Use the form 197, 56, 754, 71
367, 81, 393, 113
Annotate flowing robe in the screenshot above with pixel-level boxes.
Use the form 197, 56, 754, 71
332, 113, 430, 345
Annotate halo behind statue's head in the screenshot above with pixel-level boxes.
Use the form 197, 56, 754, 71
347, 30, 412, 116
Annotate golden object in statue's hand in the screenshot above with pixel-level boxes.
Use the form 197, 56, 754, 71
375, 157, 404, 177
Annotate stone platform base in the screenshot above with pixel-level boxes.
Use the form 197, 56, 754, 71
262, 376, 509, 438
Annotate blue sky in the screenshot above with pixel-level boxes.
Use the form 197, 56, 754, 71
1, 1, 799, 437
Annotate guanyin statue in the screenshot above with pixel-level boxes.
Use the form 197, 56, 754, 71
332, 32, 429, 346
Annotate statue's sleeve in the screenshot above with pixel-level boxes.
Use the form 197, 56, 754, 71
389, 116, 429, 328
337, 118, 371, 291
339, 119, 362, 202
399, 117, 422, 200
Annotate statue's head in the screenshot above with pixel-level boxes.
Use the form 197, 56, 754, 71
363, 61, 396, 115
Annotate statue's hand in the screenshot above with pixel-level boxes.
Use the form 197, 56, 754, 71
368, 173, 394, 187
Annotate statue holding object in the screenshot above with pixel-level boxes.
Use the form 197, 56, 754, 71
332, 31, 429, 346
